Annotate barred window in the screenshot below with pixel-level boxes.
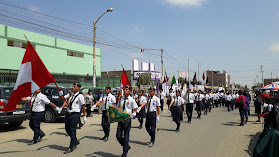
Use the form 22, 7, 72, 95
67, 51, 84, 58
7, 40, 29, 49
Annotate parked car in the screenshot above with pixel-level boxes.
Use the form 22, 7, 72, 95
40, 85, 68, 123
0, 86, 31, 127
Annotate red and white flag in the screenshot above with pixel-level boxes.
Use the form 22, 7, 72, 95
116, 68, 132, 102
6, 39, 55, 112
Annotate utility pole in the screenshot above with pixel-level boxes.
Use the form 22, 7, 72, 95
260, 65, 264, 86
198, 62, 200, 82
161, 49, 163, 77
271, 72, 273, 84
188, 59, 190, 89
256, 75, 259, 85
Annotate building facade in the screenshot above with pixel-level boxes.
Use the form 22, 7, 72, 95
0, 24, 101, 87
206, 70, 230, 88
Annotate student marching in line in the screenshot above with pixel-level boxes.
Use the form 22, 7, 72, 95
59, 82, 86, 154
95, 86, 116, 142
22, 88, 60, 145
195, 90, 204, 119
144, 87, 160, 147
183, 89, 195, 124
169, 90, 185, 132
136, 90, 147, 129
116, 85, 138, 157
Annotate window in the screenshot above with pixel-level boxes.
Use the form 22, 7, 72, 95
7, 40, 29, 49
67, 51, 84, 58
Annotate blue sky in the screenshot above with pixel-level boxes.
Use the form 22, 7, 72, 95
5, 0, 279, 87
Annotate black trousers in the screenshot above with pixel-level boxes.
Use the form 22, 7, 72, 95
186, 103, 193, 121
29, 111, 45, 141
86, 104, 91, 117
102, 110, 110, 137
65, 112, 80, 148
145, 112, 157, 143
116, 118, 131, 153
226, 101, 232, 111
160, 99, 164, 111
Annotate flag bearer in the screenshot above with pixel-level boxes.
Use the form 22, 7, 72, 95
183, 89, 195, 123
169, 90, 185, 132
95, 86, 116, 142
116, 85, 138, 157
22, 88, 60, 144
59, 82, 86, 154
136, 90, 147, 129
145, 87, 160, 147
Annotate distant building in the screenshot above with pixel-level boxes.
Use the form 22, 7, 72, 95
206, 70, 230, 88
264, 78, 279, 85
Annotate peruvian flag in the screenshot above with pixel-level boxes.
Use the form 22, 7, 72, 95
6, 39, 55, 112
116, 68, 131, 102
141, 49, 145, 52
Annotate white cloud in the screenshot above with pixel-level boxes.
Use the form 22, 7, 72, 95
268, 44, 279, 52
166, 0, 207, 7
29, 6, 40, 12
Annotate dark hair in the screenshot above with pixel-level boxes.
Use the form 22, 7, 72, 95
238, 90, 242, 95
243, 92, 247, 96
149, 87, 156, 92
124, 85, 132, 91
73, 82, 81, 88
106, 86, 111, 90
139, 90, 144, 93
176, 90, 181, 93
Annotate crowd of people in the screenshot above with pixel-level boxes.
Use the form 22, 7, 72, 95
24, 81, 278, 157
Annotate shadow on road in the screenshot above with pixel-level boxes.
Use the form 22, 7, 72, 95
0, 124, 27, 133
90, 123, 102, 127
0, 138, 30, 145
244, 132, 261, 156
157, 128, 176, 132
86, 151, 118, 157
49, 131, 68, 136
130, 140, 148, 146
79, 135, 102, 141
37, 144, 68, 151
0, 150, 28, 155
220, 122, 240, 126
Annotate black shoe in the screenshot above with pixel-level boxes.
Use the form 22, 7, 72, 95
29, 140, 38, 145
121, 152, 128, 157
139, 125, 142, 129
101, 136, 106, 140
148, 142, 154, 147
256, 120, 261, 122
39, 134, 45, 142
238, 124, 244, 126
176, 129, 180, 132
103, 137, 108, 142
64, 148, 74, 154
76, 141, 80, 146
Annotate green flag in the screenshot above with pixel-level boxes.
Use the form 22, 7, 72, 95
107, 105, 131, 123
171, 75, 176, 86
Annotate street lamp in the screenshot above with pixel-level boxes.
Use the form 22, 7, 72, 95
93, 8, 113, 87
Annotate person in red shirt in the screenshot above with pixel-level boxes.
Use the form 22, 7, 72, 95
236, 90, 245, 126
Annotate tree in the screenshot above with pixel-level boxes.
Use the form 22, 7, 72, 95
140, 72, 151, 85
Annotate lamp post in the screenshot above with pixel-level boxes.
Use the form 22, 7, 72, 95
93, 8, 113, 87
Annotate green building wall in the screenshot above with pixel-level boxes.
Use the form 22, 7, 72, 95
0, 24, 101, 78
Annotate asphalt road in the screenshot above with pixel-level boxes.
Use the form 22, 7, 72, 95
0, 104, 262, 157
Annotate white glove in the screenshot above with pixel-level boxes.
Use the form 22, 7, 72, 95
55, 107, 59, 111
91, 105, 96, 111
132, 112, 137, 117
59, 91, 63, 96
83, 116, 87, 124
156, 115, 160, 123
137, 107, 141, 113
58, 107, 62, 114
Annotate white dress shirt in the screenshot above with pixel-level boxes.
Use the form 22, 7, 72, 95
64, 92, 85, 113
225, 95, 232, 101
99, 93, 116, 110
172, 96, 185, 106
195, 93, 204, 101
139, 95, 147, 105
184, 93, 195, 104
118, 95, 138, 115
146, 95, 161, 112
27, 92, 50, 112
160, 92, 166, 100
205, 94, 210, 101
167, 92, 175, 100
